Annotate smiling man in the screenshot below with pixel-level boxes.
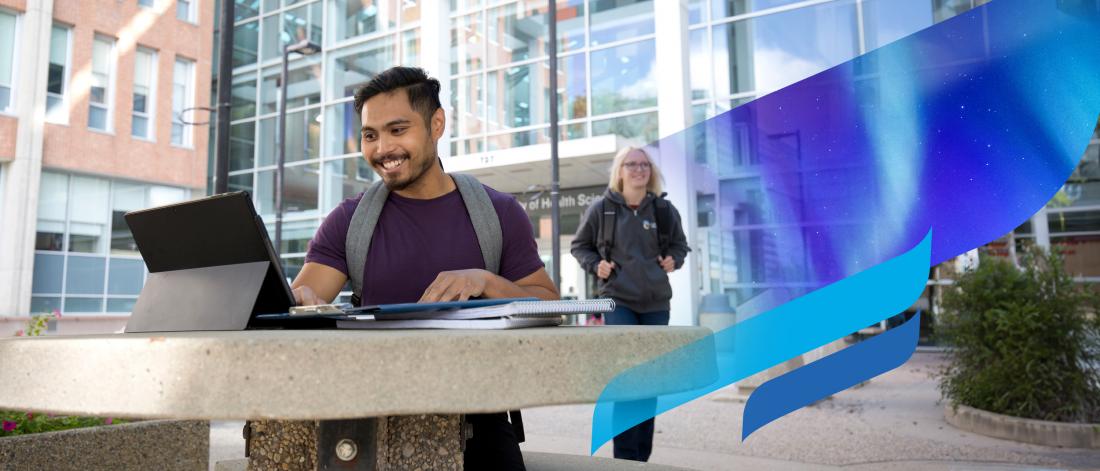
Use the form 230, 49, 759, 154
290, 67, 557, 470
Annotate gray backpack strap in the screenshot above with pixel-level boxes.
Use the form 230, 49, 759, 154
346, 180, 390, 305
452, 173, 502, 275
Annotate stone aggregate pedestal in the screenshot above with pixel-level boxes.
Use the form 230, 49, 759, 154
247, 415, 464, 470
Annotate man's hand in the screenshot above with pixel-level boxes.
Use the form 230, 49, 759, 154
419, 269, 491, 302
658, 255, 676, 273
293, 285, 326, 306
597, 260, 616, 280
290, 262, 347, 306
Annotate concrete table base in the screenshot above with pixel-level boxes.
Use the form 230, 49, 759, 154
1, 327, 714, 470
248, 415, 464, 470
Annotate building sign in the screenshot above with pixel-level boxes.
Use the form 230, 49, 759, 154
513, 185, 606, 216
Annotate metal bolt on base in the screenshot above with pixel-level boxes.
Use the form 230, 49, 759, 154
335, 438, 358, 461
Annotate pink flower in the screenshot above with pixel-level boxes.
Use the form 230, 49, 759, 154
104, 418, 113, 425
53, 309, 62, 319
2, 421, 17, 432
14, 330, 23, 337
25, 412, 33, 420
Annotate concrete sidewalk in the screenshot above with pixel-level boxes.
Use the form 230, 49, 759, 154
209, 352, 1100, 470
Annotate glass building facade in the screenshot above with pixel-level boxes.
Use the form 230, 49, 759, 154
215, 0, 1100, 321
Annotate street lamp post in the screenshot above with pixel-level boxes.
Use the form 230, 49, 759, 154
549, 0, 561, 290
275, 39, 322, 263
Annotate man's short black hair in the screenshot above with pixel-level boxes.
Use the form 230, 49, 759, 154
353, 67, 442, 126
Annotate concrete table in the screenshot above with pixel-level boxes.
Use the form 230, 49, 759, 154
0, 326, 714, 470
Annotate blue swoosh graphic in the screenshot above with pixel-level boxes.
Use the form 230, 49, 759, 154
591, 0, 1100, 454
742, 311, 922, 439
591, 230, 931, 452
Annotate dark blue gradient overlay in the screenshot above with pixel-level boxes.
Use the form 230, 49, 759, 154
591, 0, 1100, 453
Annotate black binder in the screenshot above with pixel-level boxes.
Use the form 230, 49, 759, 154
123, 191, 297, 332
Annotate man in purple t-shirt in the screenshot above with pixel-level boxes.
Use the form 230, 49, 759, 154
291, 67, 556, 470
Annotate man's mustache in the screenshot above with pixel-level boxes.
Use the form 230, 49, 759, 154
372, 152, 410, 165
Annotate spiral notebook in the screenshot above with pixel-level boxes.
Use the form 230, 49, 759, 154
336, 298, 616, 330
365, 299, 616, 321
336, 316, 565, 330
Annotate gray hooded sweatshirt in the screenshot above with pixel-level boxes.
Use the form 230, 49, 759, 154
570, 189, 690, 313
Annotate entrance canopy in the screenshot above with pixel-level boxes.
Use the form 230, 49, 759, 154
443, 134, 636, 194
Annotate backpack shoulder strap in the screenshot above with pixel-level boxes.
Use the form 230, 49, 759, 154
597, 198, 617, 261
346, 180, 389, 306
654, 193, 672, 257
452, 173, 503, 275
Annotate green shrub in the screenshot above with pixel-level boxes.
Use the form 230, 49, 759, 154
938, 246, 1100, 423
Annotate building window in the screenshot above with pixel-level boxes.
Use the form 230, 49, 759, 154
332, 0, 397, 42
933, 0, 973, 22
590, 40, 658, 116
590, 0, 654, 47
177, 0, 197, 23
89, 35, 115, 132
1049, 208, 1100, 278
47, 24, 71, 122
132, 47, 157, 140
32, 171, 189, 315
138, 0, 156, 7
171, 57, 195, 147
68, 175, 110, 254
0, 10, 17, 112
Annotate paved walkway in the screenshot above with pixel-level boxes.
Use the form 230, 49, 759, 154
209, 352, 1100, 470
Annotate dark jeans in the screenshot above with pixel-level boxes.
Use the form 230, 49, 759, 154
603, 304, 670, 462
465, 413, 526, 470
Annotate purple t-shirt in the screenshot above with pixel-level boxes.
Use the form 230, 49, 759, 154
305, 185, 545, 305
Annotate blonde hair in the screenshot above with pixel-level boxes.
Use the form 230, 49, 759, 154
609, 146, 663, 195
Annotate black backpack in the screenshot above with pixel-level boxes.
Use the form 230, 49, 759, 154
597, 193, 673, 261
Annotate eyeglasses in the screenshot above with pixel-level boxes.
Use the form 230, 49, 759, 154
623, 162, 651, 171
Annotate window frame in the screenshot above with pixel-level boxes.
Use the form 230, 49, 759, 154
171, 56, 195, 148
88, 34, 117, 133
177, 0, 198, 24
46, 23, 72, 123
0, 8, 21, 115
131, 46, 158, 141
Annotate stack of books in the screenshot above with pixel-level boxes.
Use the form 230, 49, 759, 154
262, 298, 616, 330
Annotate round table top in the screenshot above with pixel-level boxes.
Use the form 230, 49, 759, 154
0, 326, 714, 420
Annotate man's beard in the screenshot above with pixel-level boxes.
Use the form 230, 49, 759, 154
378, 148, 437, 192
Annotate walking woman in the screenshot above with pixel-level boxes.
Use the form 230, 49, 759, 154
570, 146, 690, 462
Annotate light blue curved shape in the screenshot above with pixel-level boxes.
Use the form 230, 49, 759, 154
591, 230, 932, 453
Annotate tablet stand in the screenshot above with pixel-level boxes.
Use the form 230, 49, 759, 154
126, 261, 280, 333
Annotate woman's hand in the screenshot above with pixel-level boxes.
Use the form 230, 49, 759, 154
658, 255, 676, 273
597, 260, 616, 280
